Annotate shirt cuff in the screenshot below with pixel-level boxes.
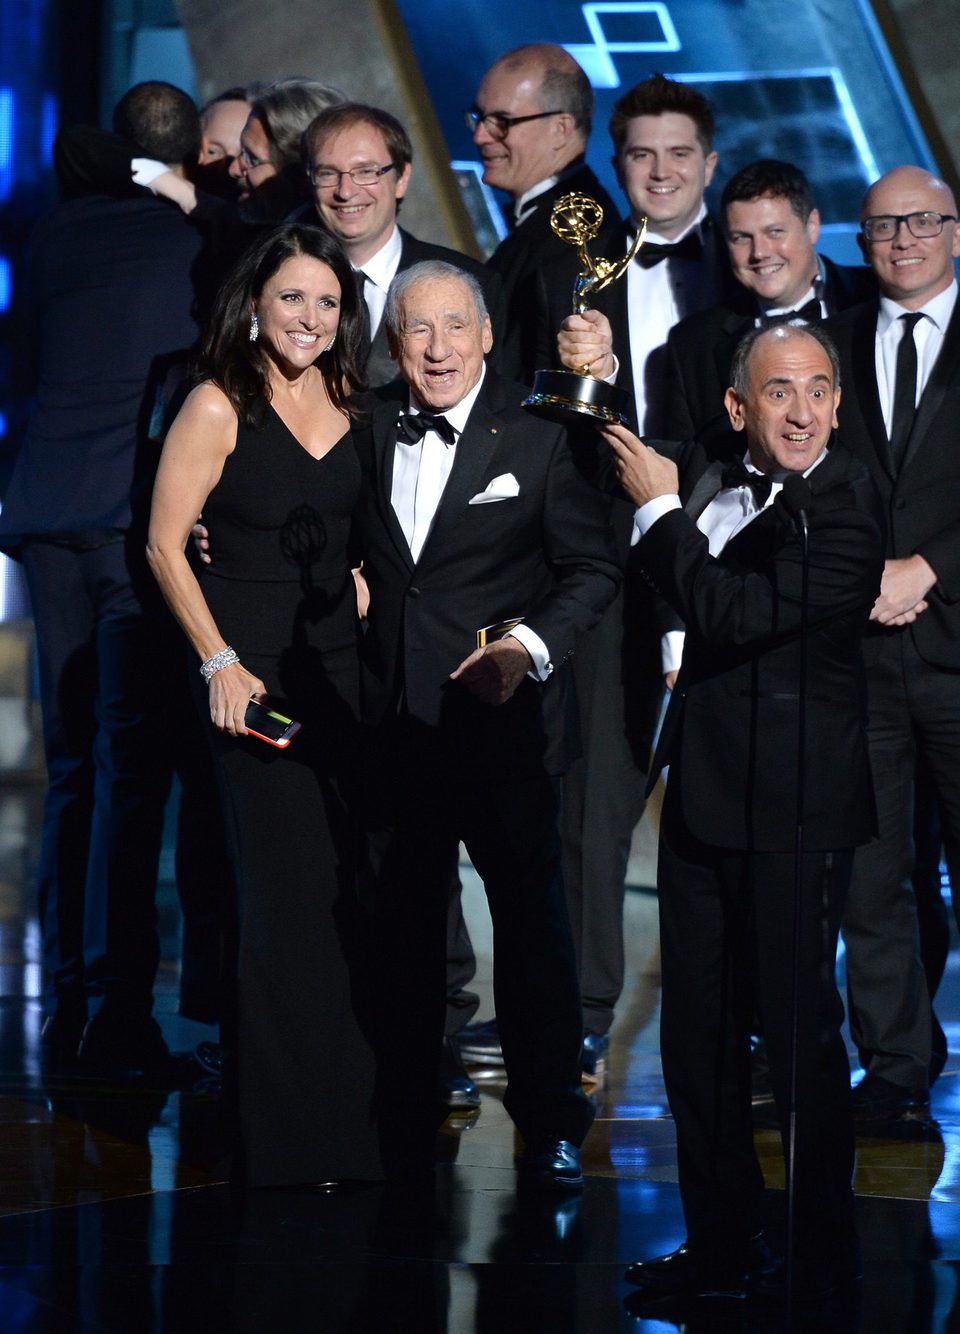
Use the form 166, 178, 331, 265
661, 630, 685, 676
508, 624, 552, 681
630, 493, 682, 546
603, 355, 619, 385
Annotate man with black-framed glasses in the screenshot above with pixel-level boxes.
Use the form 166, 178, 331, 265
468, 44, 619, 384
302, 102, 503, 388
826, 165, 960, 1122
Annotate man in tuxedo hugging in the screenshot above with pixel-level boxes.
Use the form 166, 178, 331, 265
354, 260, 620, 1190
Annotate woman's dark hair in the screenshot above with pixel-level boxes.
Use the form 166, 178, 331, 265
202, 222, 365, 426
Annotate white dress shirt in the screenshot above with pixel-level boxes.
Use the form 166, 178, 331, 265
390, 365, 552, 679
625, 205, 721, 432
357, 224, 403, 337
875, 281, 958, 432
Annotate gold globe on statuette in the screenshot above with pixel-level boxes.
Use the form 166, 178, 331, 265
523, 192, 647, 426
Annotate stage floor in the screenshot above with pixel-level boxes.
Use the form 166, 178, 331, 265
0, 783, 958, 1332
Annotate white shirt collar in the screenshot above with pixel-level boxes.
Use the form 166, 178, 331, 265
740, 447, 828, 483
761, 280, 819, 318
635, 202, 707, 247
406, 363, 487, 437
354, 223, 403, 289
877, 279, 958, 338
514, 176, 558, 225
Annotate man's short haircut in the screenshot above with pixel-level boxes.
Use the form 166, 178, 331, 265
303, 102, 413, 172
730, 323, 841, 400
491, 44, 593, 137
721, 159, 816, 224
609, 72, 715, 154
250, 78, 345, 171
199, 85, 252, 118
384, 260, 489, 337
112, 81, 200, 166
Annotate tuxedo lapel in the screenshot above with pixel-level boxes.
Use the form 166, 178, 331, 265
684, 458, 726, 519
415, 385, 504, 565
901, 302, 960, 472
371, 400, 415, 572
850, 302, 894, 478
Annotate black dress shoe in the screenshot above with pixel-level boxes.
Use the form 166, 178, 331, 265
76, 1015, 197, 1088
456, 1017, 503, 1065
626, 1234, 770, 1298
516, 1138, 584, 1192
581, 1032, 609, 1082
850, 1072, 927, 1122
748, 1244, 862, 1304
439, 1036, 481, 1110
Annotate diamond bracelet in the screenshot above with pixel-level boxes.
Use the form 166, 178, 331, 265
200, 646, 240, 683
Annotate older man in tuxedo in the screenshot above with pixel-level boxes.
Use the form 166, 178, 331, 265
827, 166, 960, 1118
470, 44, 619, 385
355, 260, 620, 1189
615, 323, 882, 1302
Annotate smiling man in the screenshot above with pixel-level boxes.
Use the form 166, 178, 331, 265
470, 44, 619, 383
523, 74, 726, 1074
353, 260, 620, 1191
664, 160, 876, 444
303, 102, 502, 386
608, 323, 883, 1305
826, 166, 960, 1122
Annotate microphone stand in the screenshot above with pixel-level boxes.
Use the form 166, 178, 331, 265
781, 473, 811, 1318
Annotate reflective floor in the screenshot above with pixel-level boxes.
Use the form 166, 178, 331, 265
1, 783, 959, 1332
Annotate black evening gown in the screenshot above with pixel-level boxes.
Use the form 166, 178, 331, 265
200, 403, 380, 1186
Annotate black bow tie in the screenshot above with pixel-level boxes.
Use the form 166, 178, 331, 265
760, 297, 822, 327
396, 412, 457, 446
635, 231, 703, 268
720, 457, 773, 506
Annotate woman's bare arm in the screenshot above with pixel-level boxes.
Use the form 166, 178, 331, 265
147, 382, 266, 734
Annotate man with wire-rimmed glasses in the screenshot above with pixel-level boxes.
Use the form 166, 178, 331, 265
827, 165, 960, 1123
301, 102, 503, 388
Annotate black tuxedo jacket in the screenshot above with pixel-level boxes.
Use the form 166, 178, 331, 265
353, 370, 621, 774
642, 442, 882, 851
0, 192, 211, 548
486, 162, 620, 386
533, 215, 730, 434
826, 296, 960, 670
664, 257, 877, 447
362, 227, 505, 388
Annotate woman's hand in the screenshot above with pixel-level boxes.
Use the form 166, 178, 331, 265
207, 662, 268, 735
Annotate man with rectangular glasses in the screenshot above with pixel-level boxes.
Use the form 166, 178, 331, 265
302, 102, 502, 387
468, 44, 619, 384
826, 166, 960, 1121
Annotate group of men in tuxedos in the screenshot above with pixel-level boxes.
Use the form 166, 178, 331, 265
8, 31, 960, 1293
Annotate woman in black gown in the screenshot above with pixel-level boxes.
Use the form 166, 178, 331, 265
147, 223, 380, 1186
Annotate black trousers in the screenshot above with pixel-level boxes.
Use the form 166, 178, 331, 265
24, 537, 170, 1023
843, 633, 958, 1089
24, 536, 230, 1028
658, 778, 856, 1269
366, 712, 594, 1168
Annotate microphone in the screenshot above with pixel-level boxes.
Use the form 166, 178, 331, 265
780, 473, 812, 543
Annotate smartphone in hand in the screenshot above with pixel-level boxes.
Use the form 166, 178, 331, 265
244, 699, 301, 748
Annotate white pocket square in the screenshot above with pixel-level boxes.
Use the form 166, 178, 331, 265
468, 472, 520, 504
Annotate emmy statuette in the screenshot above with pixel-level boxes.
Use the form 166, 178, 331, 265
523, 193, 646, 426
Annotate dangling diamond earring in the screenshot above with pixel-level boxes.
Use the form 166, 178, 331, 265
324, 333, 336, 353
249, 313, 259, 342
